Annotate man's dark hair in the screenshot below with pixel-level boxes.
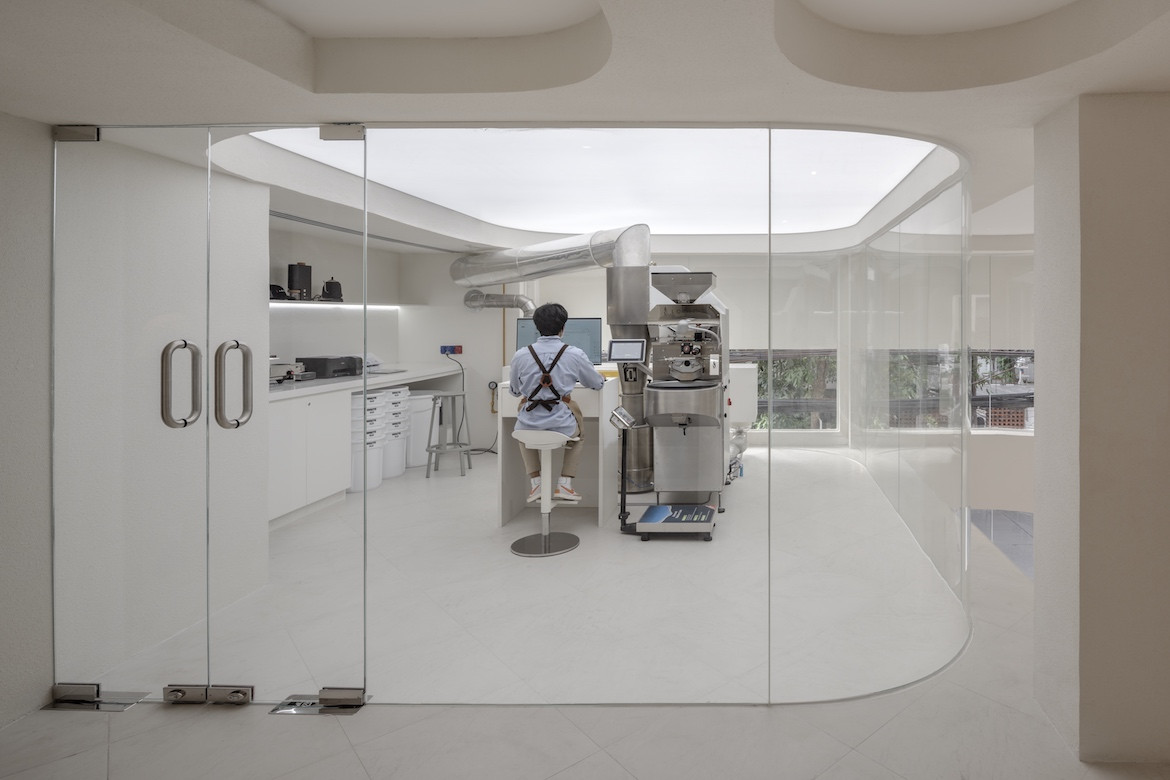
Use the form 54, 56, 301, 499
532, 303, 569, 336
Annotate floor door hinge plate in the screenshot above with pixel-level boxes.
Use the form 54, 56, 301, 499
270, 687, 367, 715
44, 683, 147, 712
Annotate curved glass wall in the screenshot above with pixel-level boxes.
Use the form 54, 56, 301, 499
51, 124, 969, 708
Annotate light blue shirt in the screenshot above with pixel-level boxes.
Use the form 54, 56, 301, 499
509, 335, 605, 436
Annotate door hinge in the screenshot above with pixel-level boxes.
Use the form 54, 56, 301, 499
52, 125, 100, 142
319, 124, 365, 141
44, 683, 146, 712
164, 684, 253, 705
163, 685, 208, 704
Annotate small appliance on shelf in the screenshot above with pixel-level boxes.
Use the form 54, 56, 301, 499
296, 356, 362, 378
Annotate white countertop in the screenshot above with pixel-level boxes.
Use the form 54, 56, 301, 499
268, 362, 462, 401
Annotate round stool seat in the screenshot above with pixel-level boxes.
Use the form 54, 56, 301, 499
511, 429, 574, 449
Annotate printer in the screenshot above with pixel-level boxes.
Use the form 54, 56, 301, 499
296, 355, 363, 378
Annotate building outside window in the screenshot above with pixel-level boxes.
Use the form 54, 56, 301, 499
734, 349, 838, 430
970, 350, 1035, 429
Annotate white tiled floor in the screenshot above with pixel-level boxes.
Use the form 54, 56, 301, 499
81, 447, 966, 705
7, 528, 1169, 778
12, 448, 1169, 777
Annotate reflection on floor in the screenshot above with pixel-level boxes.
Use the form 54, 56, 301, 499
6, 511, 1114, 779
970, 509, 1034, 578
91, 446, 968, 706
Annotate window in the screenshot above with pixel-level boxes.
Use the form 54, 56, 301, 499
733, 349, 838, 430
868, 349, 963, 429
970, 350, 1034, 430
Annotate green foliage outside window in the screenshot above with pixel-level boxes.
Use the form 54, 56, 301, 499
751, 353, 837, 430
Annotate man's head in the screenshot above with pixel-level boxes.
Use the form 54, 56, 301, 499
532, 303, 569, 337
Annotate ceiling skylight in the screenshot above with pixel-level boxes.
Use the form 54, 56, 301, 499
251, 128, 935, 236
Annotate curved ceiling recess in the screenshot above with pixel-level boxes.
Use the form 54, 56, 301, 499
776, 0, 1170, 91
255, 0, 611, 94
229, 127, 961, 255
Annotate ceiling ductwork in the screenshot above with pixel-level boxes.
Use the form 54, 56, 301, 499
449, 224, 651, 288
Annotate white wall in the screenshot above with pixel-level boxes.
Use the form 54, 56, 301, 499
397, 253, 506, 450
967, 433, 1035, 512
268, 229, 401, 364
1036, 94, 1170, 761
969, 252, 1035, 350
0, 112, 54, 725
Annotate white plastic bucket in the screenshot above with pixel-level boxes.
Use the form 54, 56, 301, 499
381, 429, 407, 478
347, 438, 384, 492
406, 393, 435, 467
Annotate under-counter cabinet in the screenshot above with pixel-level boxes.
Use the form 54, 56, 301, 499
268, 391, 351, 519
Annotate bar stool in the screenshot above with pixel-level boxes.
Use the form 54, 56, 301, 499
425, 390, 473, 477
510, 429, 579, 557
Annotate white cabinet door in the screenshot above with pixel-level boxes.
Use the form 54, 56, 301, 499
306, 392, 352, 504
268, 391, 350, 518
268, 398, 308, 520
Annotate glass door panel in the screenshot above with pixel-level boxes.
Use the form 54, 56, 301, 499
207, 127, 368, 702
53, 127, 214, 696
358, 126, 772, 704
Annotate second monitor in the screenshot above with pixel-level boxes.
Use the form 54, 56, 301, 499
516, 317, 603, 365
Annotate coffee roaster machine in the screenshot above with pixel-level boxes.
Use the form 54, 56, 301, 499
451, 225, 733, 540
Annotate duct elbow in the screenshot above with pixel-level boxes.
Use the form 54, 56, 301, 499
463, 289, 536, 315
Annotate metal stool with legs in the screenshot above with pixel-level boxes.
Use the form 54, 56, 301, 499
510, 429, 580, 557
424, 390, 472, 477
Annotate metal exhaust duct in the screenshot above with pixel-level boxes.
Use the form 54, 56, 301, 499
449, 224, 651, 287
463, 289, 536, 316
450, 223, 655, 493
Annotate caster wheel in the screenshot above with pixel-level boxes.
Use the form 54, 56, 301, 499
703, 534, 712, 542
641, 534, 650, 541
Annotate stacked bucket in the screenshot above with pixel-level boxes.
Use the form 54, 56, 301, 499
379, 387, 410, 478
349, 387, 410, 493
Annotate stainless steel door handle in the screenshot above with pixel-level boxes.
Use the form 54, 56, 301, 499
161, 340, 203, 428
214, 340, 253, 429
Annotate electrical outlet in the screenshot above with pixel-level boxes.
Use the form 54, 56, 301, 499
453, 345, 463, 354
439, 345, 455, 354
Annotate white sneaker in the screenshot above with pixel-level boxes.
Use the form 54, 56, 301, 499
554, 484, 583, 502
527, 483, 541, 503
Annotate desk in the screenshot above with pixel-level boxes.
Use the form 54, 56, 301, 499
498, 377, 620, 528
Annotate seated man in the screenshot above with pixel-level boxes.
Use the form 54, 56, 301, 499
509, 303, 605, 502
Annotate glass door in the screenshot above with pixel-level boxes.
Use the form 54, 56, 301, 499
52, 125, 370, 705
206, 127, 368, 703
53, 127, 216, 697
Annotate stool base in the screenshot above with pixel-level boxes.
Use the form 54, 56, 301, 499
510, 531, 579, 558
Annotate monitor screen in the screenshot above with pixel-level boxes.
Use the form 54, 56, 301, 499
608, 339, 647, 363
516, 317, 603, 365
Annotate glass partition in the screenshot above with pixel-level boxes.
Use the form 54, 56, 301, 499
770, 137, 969, 701
52, 124, 971, 709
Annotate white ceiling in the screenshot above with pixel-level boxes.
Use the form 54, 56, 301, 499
3, 0, 1170, 239
255, 0, 601, 38
797, 0, 1082, 35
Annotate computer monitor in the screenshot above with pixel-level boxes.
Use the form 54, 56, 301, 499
608, 338, 647, 363
516, 317, 603, 365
